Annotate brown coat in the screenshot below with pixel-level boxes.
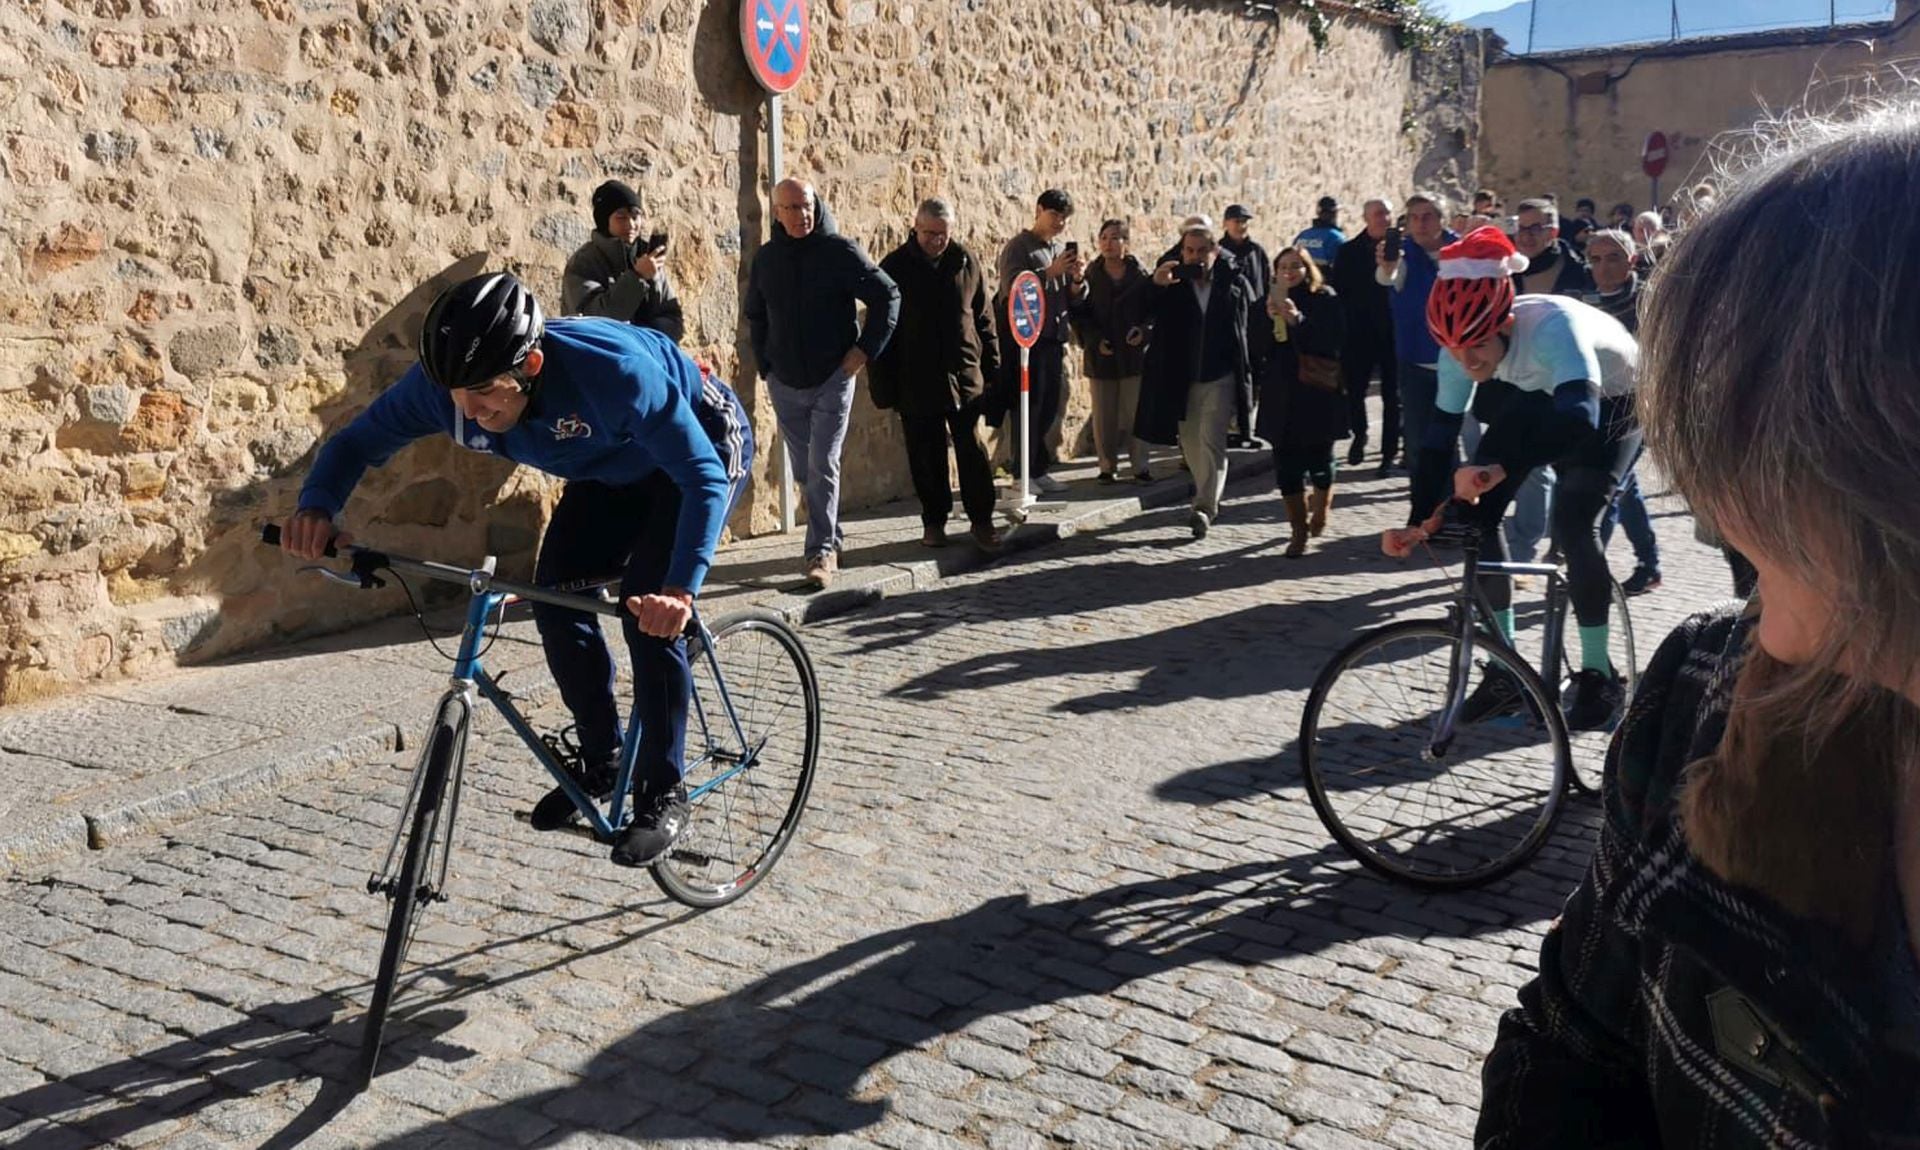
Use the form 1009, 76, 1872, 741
869, 238, 999, 418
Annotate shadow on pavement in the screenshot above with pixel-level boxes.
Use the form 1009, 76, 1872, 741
0, 991, 466, 1150
351, 845, 1555, 1146
0, 901, 692, 1148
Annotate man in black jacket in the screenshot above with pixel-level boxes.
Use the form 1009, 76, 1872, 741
561, 179, 685, 341
1512, 198, 1594, 298
870, 199, 1003, 553
1137, 223, 1253, 540
745, 178, 901, 588
1330, 197, 1399, 470
1219, 203, 1271, 448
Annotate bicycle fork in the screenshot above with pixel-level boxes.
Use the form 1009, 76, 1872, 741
370, 690, 472, 904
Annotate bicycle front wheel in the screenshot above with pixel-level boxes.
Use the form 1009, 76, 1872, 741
654, 608, 821, 908
1300, 620, 1570, 889
1557, 577, 1637, 795
359, 701, 464, 1089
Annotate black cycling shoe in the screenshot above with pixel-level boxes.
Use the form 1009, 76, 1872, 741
1460, 663, 1528, 723
610, 785, 690, 868
1563, 668, 1626, 732
530, 755, 618, 831
1622, 566, 1663, 596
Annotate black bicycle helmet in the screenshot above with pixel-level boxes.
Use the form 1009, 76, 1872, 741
418, 272, 544, 390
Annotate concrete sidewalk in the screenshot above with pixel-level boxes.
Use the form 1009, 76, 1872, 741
0, 442, 1283, 873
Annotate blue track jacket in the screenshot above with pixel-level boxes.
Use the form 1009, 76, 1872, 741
300, 319, 732, 593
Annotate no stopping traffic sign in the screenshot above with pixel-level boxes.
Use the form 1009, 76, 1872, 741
1007, 271, 1046, 352
740, 0, 810, 95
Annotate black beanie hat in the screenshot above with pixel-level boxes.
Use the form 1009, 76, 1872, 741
591, 180, 642, 235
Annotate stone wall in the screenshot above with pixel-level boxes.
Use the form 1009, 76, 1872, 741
0, 0, 1461, 701
1479, 2, 1920, 214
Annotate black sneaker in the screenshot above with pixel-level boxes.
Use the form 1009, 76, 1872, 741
1346, 440, 1367, 466
1622, 566, 1663, 596
610, 785, 690, 868
1097, 470, 1117, 485
1563, 669, 1626, 732
1134, 471, 1154, 484
530, 755, 618, 831
1460, 664, 1527, 723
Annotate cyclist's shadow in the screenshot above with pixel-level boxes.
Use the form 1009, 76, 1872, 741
0, 991, 468, 1150
350, 841, 1556, 1146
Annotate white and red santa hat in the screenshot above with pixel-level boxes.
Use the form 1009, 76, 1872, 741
1435, 226, 1530, 280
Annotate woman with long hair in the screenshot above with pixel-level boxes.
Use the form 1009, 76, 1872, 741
1477, 98, 1920, 1145
1254, 245, 1346, 558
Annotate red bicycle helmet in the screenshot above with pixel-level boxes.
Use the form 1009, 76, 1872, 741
1427, 275, 1515, 350
1425, 226, 1527, 349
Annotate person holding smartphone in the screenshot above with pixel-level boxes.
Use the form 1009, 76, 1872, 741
1374, 191, 1456, 488
561, 179, 686, 343
1136, 220, 1255, 540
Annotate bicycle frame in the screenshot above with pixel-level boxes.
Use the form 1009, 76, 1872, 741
366, 553, 765, 898
1424, 527, 1564, 756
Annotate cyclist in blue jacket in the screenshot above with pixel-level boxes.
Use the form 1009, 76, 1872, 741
281, 272, 754, 867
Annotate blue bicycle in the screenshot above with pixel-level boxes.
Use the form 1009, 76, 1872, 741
262, 527, 821, 1089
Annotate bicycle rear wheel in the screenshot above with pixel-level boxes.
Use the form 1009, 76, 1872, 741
654, 608, 821, 908
1557, 577, 1637, 795
1300, 620, 1570, 889
359, 700, 465, 1089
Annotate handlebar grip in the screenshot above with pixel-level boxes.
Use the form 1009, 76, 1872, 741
260, 523, 338, 558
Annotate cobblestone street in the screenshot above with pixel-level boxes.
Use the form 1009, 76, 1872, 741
0, 469, 1732, 1149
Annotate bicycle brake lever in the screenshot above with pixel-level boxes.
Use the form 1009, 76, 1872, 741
302, 565, 386, 590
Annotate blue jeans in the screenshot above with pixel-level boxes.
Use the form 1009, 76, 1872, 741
768, 371, 858, 562
1601, 463, 1660, 571
1505, 465, 1555, 563
1399, 364, 1442, 470
531, 381, 753, 795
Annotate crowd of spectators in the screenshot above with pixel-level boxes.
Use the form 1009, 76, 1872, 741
560, 175, 1717, 587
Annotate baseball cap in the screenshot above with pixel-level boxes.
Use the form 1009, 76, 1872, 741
1316, 195, 1339, 212
1223, 204, 1254, 221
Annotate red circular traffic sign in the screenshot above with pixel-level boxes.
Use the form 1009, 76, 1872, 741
1007, 272, 1046, 351
1642, 131, 1669, 179
740, 0, 811, 95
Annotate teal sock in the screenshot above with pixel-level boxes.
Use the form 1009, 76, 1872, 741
1579, 624, 1612, 673
1494, 609, 1516, 646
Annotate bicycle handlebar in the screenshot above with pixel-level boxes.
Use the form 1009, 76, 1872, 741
261, 523, 628, 619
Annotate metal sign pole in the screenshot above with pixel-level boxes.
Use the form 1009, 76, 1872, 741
768, 93, 795, 535
1018, 347, 1032, 508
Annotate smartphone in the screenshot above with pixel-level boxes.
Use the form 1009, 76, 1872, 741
1172, 262, 1201, 282
1063, 241, 1079, 257
1382, 226, 1402, 262
647, 231, 669, 254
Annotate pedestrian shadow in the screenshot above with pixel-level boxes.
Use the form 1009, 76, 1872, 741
1155, 710, 1581, 805
353, 837, 1557, 1146
888, 582, 1453, 711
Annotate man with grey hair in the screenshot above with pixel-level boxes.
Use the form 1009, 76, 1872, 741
1332, 196, 1399, 470
1376, 191, 1455, 477
745, 177, 901, 588
869, 198, 1004, 552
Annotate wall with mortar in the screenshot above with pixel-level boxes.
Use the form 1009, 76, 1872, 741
0, 0, 1468, 701
1479, 2, 1920, 215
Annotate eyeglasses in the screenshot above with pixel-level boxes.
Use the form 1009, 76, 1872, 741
1516, 223, 1555, 238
